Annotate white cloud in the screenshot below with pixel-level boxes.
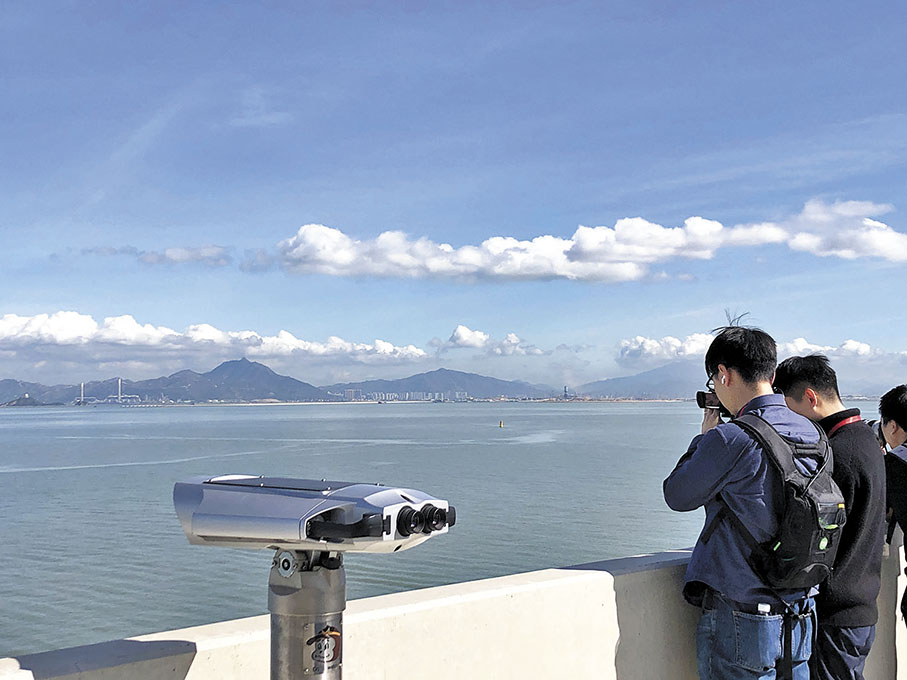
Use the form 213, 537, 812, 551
96, 315, 181, 345
0, 312, 427, 377
775, 337, 832, 356
275, 199, 906, 282
776, 337, 875, 358
448, 324, 489, 348
490, 332, 545, 356
431, 324, 544, 358
246, 331, 426, 362
278, 224, 649, 282
781, 199, 907, 261
0, 311, 101, 345
616, 332, 884, 373
567, 216, 786, 263
840, 339, 873, 356
616, 333, 714, 368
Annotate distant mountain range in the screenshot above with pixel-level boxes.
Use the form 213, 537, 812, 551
576, 361, 704, 399
0, 359, 332, 405
0, 360, 558, 404
1, 357, 887, 407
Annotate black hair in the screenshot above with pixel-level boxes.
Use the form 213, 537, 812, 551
704, 325, 776, 384
773, 354, 841, 400
879, 385, 907, 431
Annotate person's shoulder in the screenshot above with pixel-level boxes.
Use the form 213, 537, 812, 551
711, 420, 754, 449
890, 445, 907, 465
886, 450, 907, 483
834, 420, 882, 449
835, 420, 882, 447
831, 424, 885, 478
692, 422, 759, 470
753, 404, 820, 443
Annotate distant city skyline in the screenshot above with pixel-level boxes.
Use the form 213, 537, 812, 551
2, 3, 906, 388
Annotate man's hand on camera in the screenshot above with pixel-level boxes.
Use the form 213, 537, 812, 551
701, 407, 722, 434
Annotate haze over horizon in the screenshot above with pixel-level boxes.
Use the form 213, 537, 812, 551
3, 3, 906, 389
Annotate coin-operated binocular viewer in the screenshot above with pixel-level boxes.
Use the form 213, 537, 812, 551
174, 475, 456, 680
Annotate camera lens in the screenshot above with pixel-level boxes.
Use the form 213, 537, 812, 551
396, 507, 425, 536
420, 504, 447, 533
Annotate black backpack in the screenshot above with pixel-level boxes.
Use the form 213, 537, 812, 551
706, 413, 846, 590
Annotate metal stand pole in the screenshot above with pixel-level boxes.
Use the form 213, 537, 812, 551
269, 550, 346, 680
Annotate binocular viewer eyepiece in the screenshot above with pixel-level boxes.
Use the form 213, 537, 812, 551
396, 504, 450, 536
173, 474, 456, 554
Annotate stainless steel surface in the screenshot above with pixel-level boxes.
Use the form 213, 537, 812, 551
269, 551, 346, 680
173, 474, 451, 553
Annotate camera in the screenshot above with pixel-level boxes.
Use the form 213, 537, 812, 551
173, 474, 456, 554
696, 390, 731, 418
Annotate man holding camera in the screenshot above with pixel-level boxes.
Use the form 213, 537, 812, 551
774, 355, 885, 680
664, 326, 820, 680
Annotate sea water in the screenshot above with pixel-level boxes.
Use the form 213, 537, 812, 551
0, 400, 876, 656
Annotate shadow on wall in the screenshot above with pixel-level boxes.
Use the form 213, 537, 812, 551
563, 549, 700, 680
13, 639, 197, 679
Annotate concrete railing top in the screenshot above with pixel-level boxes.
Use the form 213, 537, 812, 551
1, 544, 903, 680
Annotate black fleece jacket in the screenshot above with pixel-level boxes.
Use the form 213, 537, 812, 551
817, 409, 886, 627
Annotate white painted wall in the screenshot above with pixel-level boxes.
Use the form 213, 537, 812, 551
1, 546, 903, 680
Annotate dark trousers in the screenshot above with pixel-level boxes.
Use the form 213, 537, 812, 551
811, 624, 875, 680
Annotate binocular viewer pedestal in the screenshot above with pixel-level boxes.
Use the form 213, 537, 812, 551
174, 474, 456, 679
269, 550, 346, 680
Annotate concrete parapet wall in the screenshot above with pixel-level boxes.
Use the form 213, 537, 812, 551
1, 546, 904, 679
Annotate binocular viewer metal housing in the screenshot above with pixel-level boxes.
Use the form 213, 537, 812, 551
174, 474, 456, 554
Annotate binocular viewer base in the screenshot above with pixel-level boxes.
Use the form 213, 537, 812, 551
268, 550, 346, 680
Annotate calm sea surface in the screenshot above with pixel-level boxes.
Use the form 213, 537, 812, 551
0, 400, 878, 656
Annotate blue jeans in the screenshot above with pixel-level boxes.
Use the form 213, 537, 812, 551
696, 594, 815, 680
811, 624, 875, 680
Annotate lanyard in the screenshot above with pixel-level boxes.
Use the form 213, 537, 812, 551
828, 415, 862, 437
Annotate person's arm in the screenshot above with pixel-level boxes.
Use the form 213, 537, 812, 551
663, 423, 741, 512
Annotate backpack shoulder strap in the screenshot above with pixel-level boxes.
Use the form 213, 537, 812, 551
733, 413, 830, 482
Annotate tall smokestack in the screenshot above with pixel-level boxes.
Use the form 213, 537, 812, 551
118, 378, 122, 401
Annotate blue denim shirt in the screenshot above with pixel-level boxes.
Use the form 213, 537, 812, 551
663, 393, 820, 606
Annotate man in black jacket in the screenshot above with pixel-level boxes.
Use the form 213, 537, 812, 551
775, 355, 885, 680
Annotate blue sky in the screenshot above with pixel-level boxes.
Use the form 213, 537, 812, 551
2, 1, 907, 388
